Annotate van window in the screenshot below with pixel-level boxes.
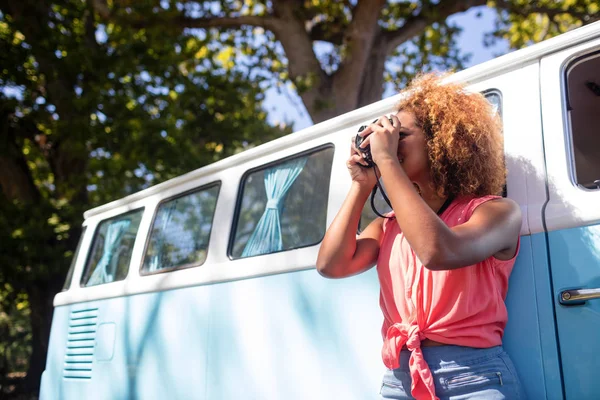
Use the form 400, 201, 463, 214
141, 183, 220, 274
62, 227, 86, 291
230, 146, 335, 258
80, 209, 143, 287
359, 91, 504, 231
565, 51, 600, 189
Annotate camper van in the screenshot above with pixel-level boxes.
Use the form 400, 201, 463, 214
40, 21, 600, 400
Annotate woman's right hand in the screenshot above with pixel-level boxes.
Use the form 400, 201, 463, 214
347, 137, 378, 189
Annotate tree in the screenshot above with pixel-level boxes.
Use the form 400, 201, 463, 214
0, 0, 289, 395
95, 0, 600, 123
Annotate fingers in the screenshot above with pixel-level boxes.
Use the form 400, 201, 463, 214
390, 114, 401, 129
351, 136, 368, 154
380, 116, 393, 130
350, 137, 369, 163
381, 115, 402, 132
349, 154, 364, 165
348, 153, 369, 168
356, 114, 399, 152
361, 115, 396, 134
358, 124, 373, 138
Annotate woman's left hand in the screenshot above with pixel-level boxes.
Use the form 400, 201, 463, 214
357, 115, 402, 166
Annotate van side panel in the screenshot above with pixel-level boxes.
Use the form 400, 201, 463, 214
548, 224, 600, 399
39, 306, 69, 400
40, 288, 212, 400
204, 268, 382, 399
531, 232, 564, 398
504, 234, 564, 400
42, 247, 562, 400
41, 269, 383, 399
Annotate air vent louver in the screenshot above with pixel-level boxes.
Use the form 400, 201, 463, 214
63, 308, 98, 380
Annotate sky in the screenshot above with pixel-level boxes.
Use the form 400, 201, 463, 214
262, 6, 511, 131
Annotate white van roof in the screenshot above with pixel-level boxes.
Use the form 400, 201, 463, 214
84, 20, 600, 219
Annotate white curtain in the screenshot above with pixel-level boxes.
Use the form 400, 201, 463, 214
242, 158, 307, 257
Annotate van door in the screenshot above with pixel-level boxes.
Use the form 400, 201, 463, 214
540, 35, 600, 399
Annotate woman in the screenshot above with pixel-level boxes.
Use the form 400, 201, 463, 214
316, 74, 525, 399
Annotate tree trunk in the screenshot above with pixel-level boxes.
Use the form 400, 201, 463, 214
21, 279, 61, 394
357, 33, 388, 109
301, 33, 390, 124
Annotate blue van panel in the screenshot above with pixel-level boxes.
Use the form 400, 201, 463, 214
41, 243, 560, 399
41, 287, 213, 400
547, 224, 600, 399
205, 268, 383, 400
41, 270, 382, 399
504, 233, 563, 400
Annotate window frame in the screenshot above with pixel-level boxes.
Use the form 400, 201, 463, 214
139, 181, 222, 276
562, 49, 600, 191
80, 207, 145, 287
482, 89, 503, 119
482, 89, 508, 198
227, 143, 335, 260
62, 226, 87, 291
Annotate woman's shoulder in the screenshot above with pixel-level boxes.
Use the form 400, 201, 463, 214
455, 195, 517, 218
457, 196, 522, 243
443, 196, 520, 232
467, 196, 519, 217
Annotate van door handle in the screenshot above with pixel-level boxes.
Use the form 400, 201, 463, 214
560, 288, 600, 305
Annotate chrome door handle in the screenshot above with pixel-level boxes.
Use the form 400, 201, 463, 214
560, 288, 600, 305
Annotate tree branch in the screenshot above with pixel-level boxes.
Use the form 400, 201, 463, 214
85, 0, 102, 51
92, 1, 282, 33
332, 0, 386, 109
92, 0, 329, 120
0, 102, 41, 204
384, 0, 487, 51
172, 2, 328, 104
495, 0, 599, 23
268, 0, 328, 117
169, 14, 281, 32
307, 20, 345, 45
92, 0, 110, 20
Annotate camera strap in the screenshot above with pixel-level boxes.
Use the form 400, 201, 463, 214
370, 169, 393, 219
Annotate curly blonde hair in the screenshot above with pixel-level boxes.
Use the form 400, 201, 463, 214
395, 73, 505, 198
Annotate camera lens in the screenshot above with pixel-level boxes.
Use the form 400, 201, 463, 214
354, 117, 394, 168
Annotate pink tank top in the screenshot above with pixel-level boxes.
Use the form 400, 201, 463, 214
377, 195, 519, 400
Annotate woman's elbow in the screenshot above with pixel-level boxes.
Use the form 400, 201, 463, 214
315, 258, 328, 276
316, 259, 340, 278
419, 249, 451, 271
316, 253, 353, 278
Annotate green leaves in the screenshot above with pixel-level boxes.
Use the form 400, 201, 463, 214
0, 0, 290, 388
0, 283, 31, 381
488, 0, 599, 49
386, 21, 470, 91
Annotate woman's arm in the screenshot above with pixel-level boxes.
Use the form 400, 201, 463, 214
377, 157, 521, 270
316, 182, 384, 278
357, 115, 521, 271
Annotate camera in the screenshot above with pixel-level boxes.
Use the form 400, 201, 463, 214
354, 117, 394, 168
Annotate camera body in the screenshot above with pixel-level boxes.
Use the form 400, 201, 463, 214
354, 117, 394, 168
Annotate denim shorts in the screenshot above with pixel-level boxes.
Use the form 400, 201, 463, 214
379, 345, 526, 399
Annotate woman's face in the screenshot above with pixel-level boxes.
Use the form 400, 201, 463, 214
394, 110, 430, 183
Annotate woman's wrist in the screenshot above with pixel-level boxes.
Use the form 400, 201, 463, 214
374, 156, 401, 170
350, 180, 375, 197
